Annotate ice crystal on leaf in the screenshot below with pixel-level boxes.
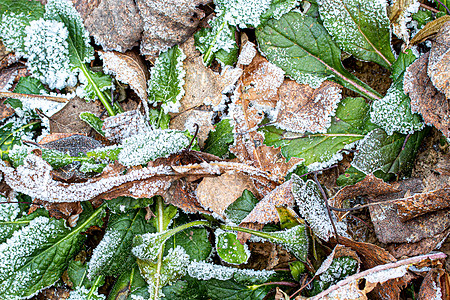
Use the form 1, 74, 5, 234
0, 197, 19, 222
216, 0, 272, 28
23, 19, 76, 90
67, 286, 105, 300
88, 230, 122, 279
370, 83, 424, 135
0, 12, 30, 56
292, 175, 347, 241
118, 129, 189, 167
187, 261, 275, 281
147, 45, 186, 114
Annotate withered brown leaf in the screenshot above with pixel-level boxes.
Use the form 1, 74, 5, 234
428, 21, 450, 100
404, 52, 450, 138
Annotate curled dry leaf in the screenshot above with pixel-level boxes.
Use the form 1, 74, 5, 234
136, 0, 209, 60
100, 51, 148, 102
404, 52, 450, 138
180, 37, 242, 110
428, 21, 450, 100
388, 0, 420, 43
395, 188, 450, 221
369, 178, 450, 244
410, 15, 450, 46
195, 172, 258, 219
275, 80, 342, 133
80, 0, 143, 52
169, 109, 214, 147
418, 268, 449, 300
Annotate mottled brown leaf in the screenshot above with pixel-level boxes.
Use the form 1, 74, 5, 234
195, 172, 258, 218
136, 0, 209, 60
169, 109, 214, 147
418, 268, 449, 300
100, 51, 148, 102
396, 187, 450, 221
410, 15, 450, 45
275, 80, 342, 133
81, 0, 143, 52
180, 37, 242, 111
166, 179, 210, 214
369, 178, 450, 244
428, 21, 450, 100
102, 109, 149, 143
404, 52, 450, 138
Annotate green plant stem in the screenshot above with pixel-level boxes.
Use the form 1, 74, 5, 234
219, 224, 276, 241
152, 198, 165, 300
87, 276, 104, 298
79, 63, 116, 116
203, 19, 227, 64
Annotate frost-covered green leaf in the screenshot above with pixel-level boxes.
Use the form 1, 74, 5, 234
137, 246, 190, 300
216, 230, 250, 264
309, 256, 358, 296
187, 261, 276, 283
336, 166, 366, 186
202, 279, 272, 300
118, 129, 189, 166
147, 45, 185, 114
203, 119, 234, 158
67, 260, 94, 289
318, 0, 395, 69
292, 175, 347, 241
79, 112, 105, 136
352, 128, 426, 176
259, 225, 308, 261
106, 197, 154, 214
0, 121, 40, 163
370, 50, 423, 135
5, 77, 46, 111
224, 189, 258, 224
260, 0, 299, 25
161, 275, 208, 300
148, 108, 171, 130
261, 97, 372, 170
0, 202, 105, 299
23, 18, 77, 90
0, 0, 44, 54
77, 68, 113, 101
67, 286, 105, 300
88, 209, 155, 278
256, 12, 381, 100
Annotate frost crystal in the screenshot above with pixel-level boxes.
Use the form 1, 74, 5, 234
292, 175, 347, 241
23, 19, 76, 90
67, 286, 105, 300
0, 12, 29, 55
370, 84, 424, 135
118, 130, 189, 166
88, 229, 122, 278
216, 0, 272, 28
0, 197, 19, 222
187, 261, 275, 281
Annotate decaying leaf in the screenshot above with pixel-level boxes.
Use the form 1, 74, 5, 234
410, 15, 450, 45
169, 109, 214, 147
102, 109, 150, 144
136, 0, 209, 61
180, 37, 242, 111
330, 174, 400, 220
404, 52, 449, 138
369, 178, 450, 244
275, 80, 342, 133
195, 172, 258, 219
80, 0, 143, 52
389, 0, 420, 43
418, 268, 449, 300
241, 179, 294, 225
100, 50, 148, 102
428, 21, 450, 100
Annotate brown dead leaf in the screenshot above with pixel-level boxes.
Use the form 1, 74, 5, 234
387, 227, 450, 259
428, 21, 450, 100
169, 109, 214, 147
102, 109, 150, 143
195, 172, 258, 218
50, 97, 103, 135
136, 0, 209, 61
418, 268, 449, 300
39, 133, 83, 144
275, 80, 342, 133
404, 52, 450, 138
410, 15, 450, 45
38, 134, 102, 156
241, 179, 294, 225
389, 0, 423, 43
166, 179, 210, 214
180, 37, 242, 110
29, 200, 82, 221
330, 174, 400, 220
369, 177, 450, 244
80, 0, 143, 52
100, 51, 148, 102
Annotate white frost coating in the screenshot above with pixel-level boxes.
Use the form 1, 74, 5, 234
215, 229, 250, 265
0, 198, 19, 222
187, 261, 275, 281
44, 0, 94, 64
391, 0, 420, 42
351, 128, 387, 175
118, 129, 189, 166
88, 230, 122, 279
292, 175, 347, 241
370, 84, 423, 135
364, 265, 407, 283
0, 216, 65, 298
67, 286, 105, 300
237, 41, 257, 65
23, 19, 77, 90
217, 0, 272, 28
0, 12, 29, 56
307, 141, 358, 172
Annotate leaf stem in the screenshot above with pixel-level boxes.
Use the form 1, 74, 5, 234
152, 197, 165, 300
282, 133, 365, 140
0, 91, 69, 103
87, 276, 104, 299
219, 224, 277, 241
79, 63, 116, 116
